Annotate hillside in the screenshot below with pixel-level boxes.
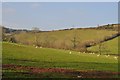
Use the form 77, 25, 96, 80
88, 36, 119, 55
2, 24, 119, 53
13, 29, 117, 51
2, 42, 118, 78
3, 42, 118, 70
2, 24, 119, 78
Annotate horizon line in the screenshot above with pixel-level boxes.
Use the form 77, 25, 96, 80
1, 23, 119, 31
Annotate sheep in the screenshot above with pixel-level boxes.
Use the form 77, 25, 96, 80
97, 54, 100, 57
114, 56, 118, 60
35, 46, 38, 48
40, 46, 42, 48
77, 76, 82, 78
69, 51, 71, 54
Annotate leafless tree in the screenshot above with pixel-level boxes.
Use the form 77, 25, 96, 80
98, 42, 109, 55
98, 43, 102, 55
71, 36, 77, 49
32, 27, 40, 47
71, 27, 79, 49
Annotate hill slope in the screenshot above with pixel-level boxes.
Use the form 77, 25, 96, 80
88, 36, 119, 55
3, 42, 118, 71
13, 29, 117, 51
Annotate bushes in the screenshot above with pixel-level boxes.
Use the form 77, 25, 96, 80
9, 29, 117, 53
3, 35, 16, 43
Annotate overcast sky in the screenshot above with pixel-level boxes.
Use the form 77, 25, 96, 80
2, 2, 118, 31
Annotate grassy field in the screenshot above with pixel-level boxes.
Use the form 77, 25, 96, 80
88, 36, 119, 55
14, 29, 117, 49
3, 42, 118, 70
2, 42, 119, 78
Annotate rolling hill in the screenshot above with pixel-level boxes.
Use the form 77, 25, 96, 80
2, 42, 118, 78
3, 42, 118, 71
13, 29, 117, 51
88, 36, 119, 55
2, 24, 120, 78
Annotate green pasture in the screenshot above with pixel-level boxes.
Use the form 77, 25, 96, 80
3, 42, 118, 71
88, 36, 119, 55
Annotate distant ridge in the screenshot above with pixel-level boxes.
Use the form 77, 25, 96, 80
1, 24, 119, 34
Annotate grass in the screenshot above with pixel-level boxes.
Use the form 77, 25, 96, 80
3, 42, 118, 72
14, 29, 117, 49
88, 36, 119, 55
3, 69, 71, 78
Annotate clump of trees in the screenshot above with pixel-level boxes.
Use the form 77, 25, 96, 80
3, 34, 16, 43
96, 24, 120, 31
2, 28, 16, 43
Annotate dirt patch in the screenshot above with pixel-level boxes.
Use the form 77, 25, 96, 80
2, 64, 120, 78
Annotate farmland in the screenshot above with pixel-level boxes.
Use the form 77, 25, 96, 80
2, 2, 120, 78
13, 29, 117, 51
88, 36, 119, 55
2, 42, 119, 78
2, 24, 120, 78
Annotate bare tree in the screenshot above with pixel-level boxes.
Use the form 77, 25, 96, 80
32, 27, 40, 47
71, 26, 79, 49
98, 42, 108, 55
44, 34, 50, 47
98, 43, 102, 55
71, 36, 77, 49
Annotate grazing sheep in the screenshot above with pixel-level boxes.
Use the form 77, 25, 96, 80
97, 54, 100, 57
77, 76, 82, 78
114, 56, 118, 60
35, 46, 38, 48
69, 51, 71, 54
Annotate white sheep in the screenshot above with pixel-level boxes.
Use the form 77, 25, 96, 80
77, 76, 82, 78
114, 56, 118, 60
97, 54, 100, 57
69, 51, 71, 54
35, 46, 38, 48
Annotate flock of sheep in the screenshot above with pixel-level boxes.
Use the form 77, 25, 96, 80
32, 45, 118, 60
15, 43, 118, 60
68, 51, 118, 60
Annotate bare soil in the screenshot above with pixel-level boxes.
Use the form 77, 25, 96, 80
2, 64, 120, 78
